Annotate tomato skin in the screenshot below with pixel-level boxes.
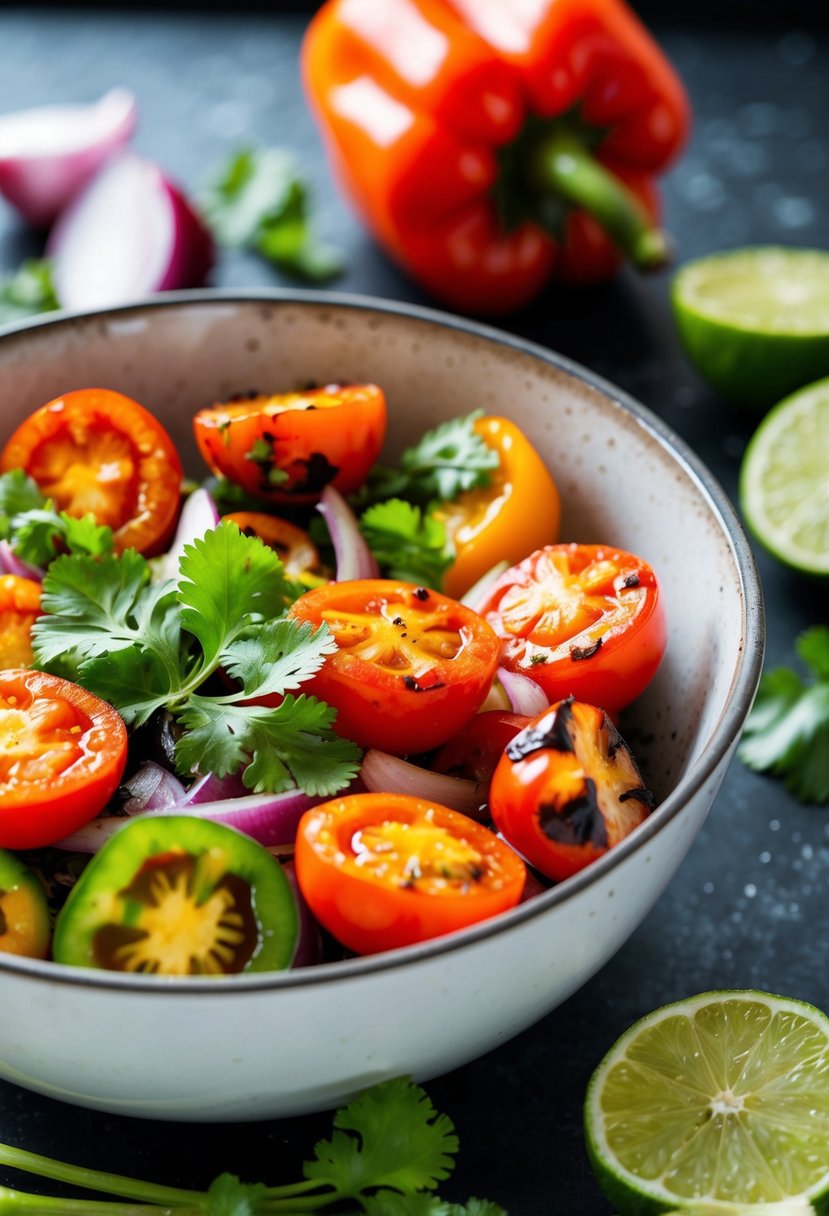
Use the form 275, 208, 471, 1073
438, 416, 561, 600
52, 816, 298, 975
489, 698, 653, 883
0, 669, 128, 850
223, 511, 322, 580
477, 543, 667, 715
193, 383, 387, 504
0, 848, 50, 959
288, 579, 501, 754
0, 389, 183, 557
295, 792, 526, 954
0, 574, 41, 668
432, 710, 531, 785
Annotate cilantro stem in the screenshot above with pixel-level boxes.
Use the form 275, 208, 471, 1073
0, 1188, 199, 1214
0, 1145, 204, 1209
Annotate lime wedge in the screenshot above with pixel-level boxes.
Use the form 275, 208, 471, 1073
585, 990, 829, 1214
739, 377, 829, 575
672, 248, 829, 409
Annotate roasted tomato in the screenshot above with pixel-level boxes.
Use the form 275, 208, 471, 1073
436, 416, 561, 600
0, 848, 50, 959
0, 389, 183, 556
224, 511, 322, 581
477, 543, 667, 715
288, 579, 501, 754
0, 574, 41, 667
193, 383, 387, 504
432, 710, 531, 786
295, 792, 526, 954
52, 816, 299, 975
0, 669, 128, 850
489, 698, 654, 882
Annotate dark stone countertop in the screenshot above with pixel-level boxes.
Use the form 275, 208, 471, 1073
0, 7, 827, 1213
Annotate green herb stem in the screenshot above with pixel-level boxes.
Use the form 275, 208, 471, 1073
0, 1146, 204, 1208
0, 1187, 198, 1215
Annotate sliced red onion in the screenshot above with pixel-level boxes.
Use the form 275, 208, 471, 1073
158, 487, 220, 582
317, 484, 379, 581
47, 149, 214, 310
282, 861, 324, 968
460, 560, 509, 611
0, 539, 44, 582
360, 748, 488, 820
0, 88, 137, 227
497, 667, 549, 717
122, 761, 186, 814
177, 769, 248, 806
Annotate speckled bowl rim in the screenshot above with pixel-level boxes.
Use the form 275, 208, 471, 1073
0, 287, 766, 994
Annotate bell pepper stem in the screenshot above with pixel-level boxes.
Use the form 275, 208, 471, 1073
529, 130, 671, 270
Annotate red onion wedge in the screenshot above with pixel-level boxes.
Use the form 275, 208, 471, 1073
497, 666, 549, 717
48, 149, 214, 310
122, 761, 186, 814
0, 88, 137, 227
360, 748, 488, 821
0, 539, 43, 582
57, 787, 323, 854
158, 487, 220, 582
177, 769, 248, 806
317, 484, 379, 581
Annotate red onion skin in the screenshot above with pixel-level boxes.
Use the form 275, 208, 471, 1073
0, 89, 137, 227
0, 540, 44, 582
178, 770, 248, 806
157, 176, 215, 291
317, 485, 379, 581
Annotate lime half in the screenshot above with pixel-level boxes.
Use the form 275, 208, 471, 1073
739, 376, 829, 575
585, 990, 829, 1215
672, 248, 829, 409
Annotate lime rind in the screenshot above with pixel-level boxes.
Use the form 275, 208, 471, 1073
671, 247, 829, 409
585, 990, 829, 1216
739, 378, 829, 576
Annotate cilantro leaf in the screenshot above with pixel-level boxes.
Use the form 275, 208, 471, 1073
0, 469, 45, 534
202, 145, 345, 282
0, 258, 60, 325
32, 550, 154, 665
177, 524, 297, 669
78, 645, 175, 727
355, 412, 498, 509
305, 1078, 458, 1199
206, 1173, 267, 1216
175, 693, 359, 795
359, 499, 452, 590
738, 625, 829, 803
221, 618, 336, 700
12, 507, 114, 566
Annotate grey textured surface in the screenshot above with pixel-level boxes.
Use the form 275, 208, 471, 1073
0, 8, 828, 1213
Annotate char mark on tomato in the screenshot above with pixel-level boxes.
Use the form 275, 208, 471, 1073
290, 450, 340, 495
403, 675, 446, 693
506, 697, 577, 761
570, 638, 603, 661
539, 779, 609, 850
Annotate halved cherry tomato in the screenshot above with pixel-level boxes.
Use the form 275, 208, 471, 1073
0, 848, 50, 959
0, 574, 41, 668
0, 669, 128, 850
436, 416, 561, 600
288, 579, 501, 754
0, 389, 183, 556
223, 511, 322, 581
489, 698, 654, 883
432, 710, 531, 786
193, 383, 387, 504
52, 816, 298, 975
476, 543, 667, 715
295, 792, 526, 954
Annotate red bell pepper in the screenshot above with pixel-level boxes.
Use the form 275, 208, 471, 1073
302, 0, 690, 315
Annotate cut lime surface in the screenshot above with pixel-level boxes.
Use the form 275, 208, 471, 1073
585, 990, 829, 1215
739, 377, 829, 575
672, 248, 829, 409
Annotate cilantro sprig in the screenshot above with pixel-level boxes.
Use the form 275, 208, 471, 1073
0, 468, 114, 566
31, 523, 360, 796
739, 625, 829, 803
359, 499, 453, 588
353, 411, 500, 510
0, 1078, 505, 1214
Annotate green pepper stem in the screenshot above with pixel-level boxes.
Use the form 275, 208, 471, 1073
528, 129, 671, 270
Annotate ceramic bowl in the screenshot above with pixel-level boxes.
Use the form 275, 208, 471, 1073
0, 291, 764, 1121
